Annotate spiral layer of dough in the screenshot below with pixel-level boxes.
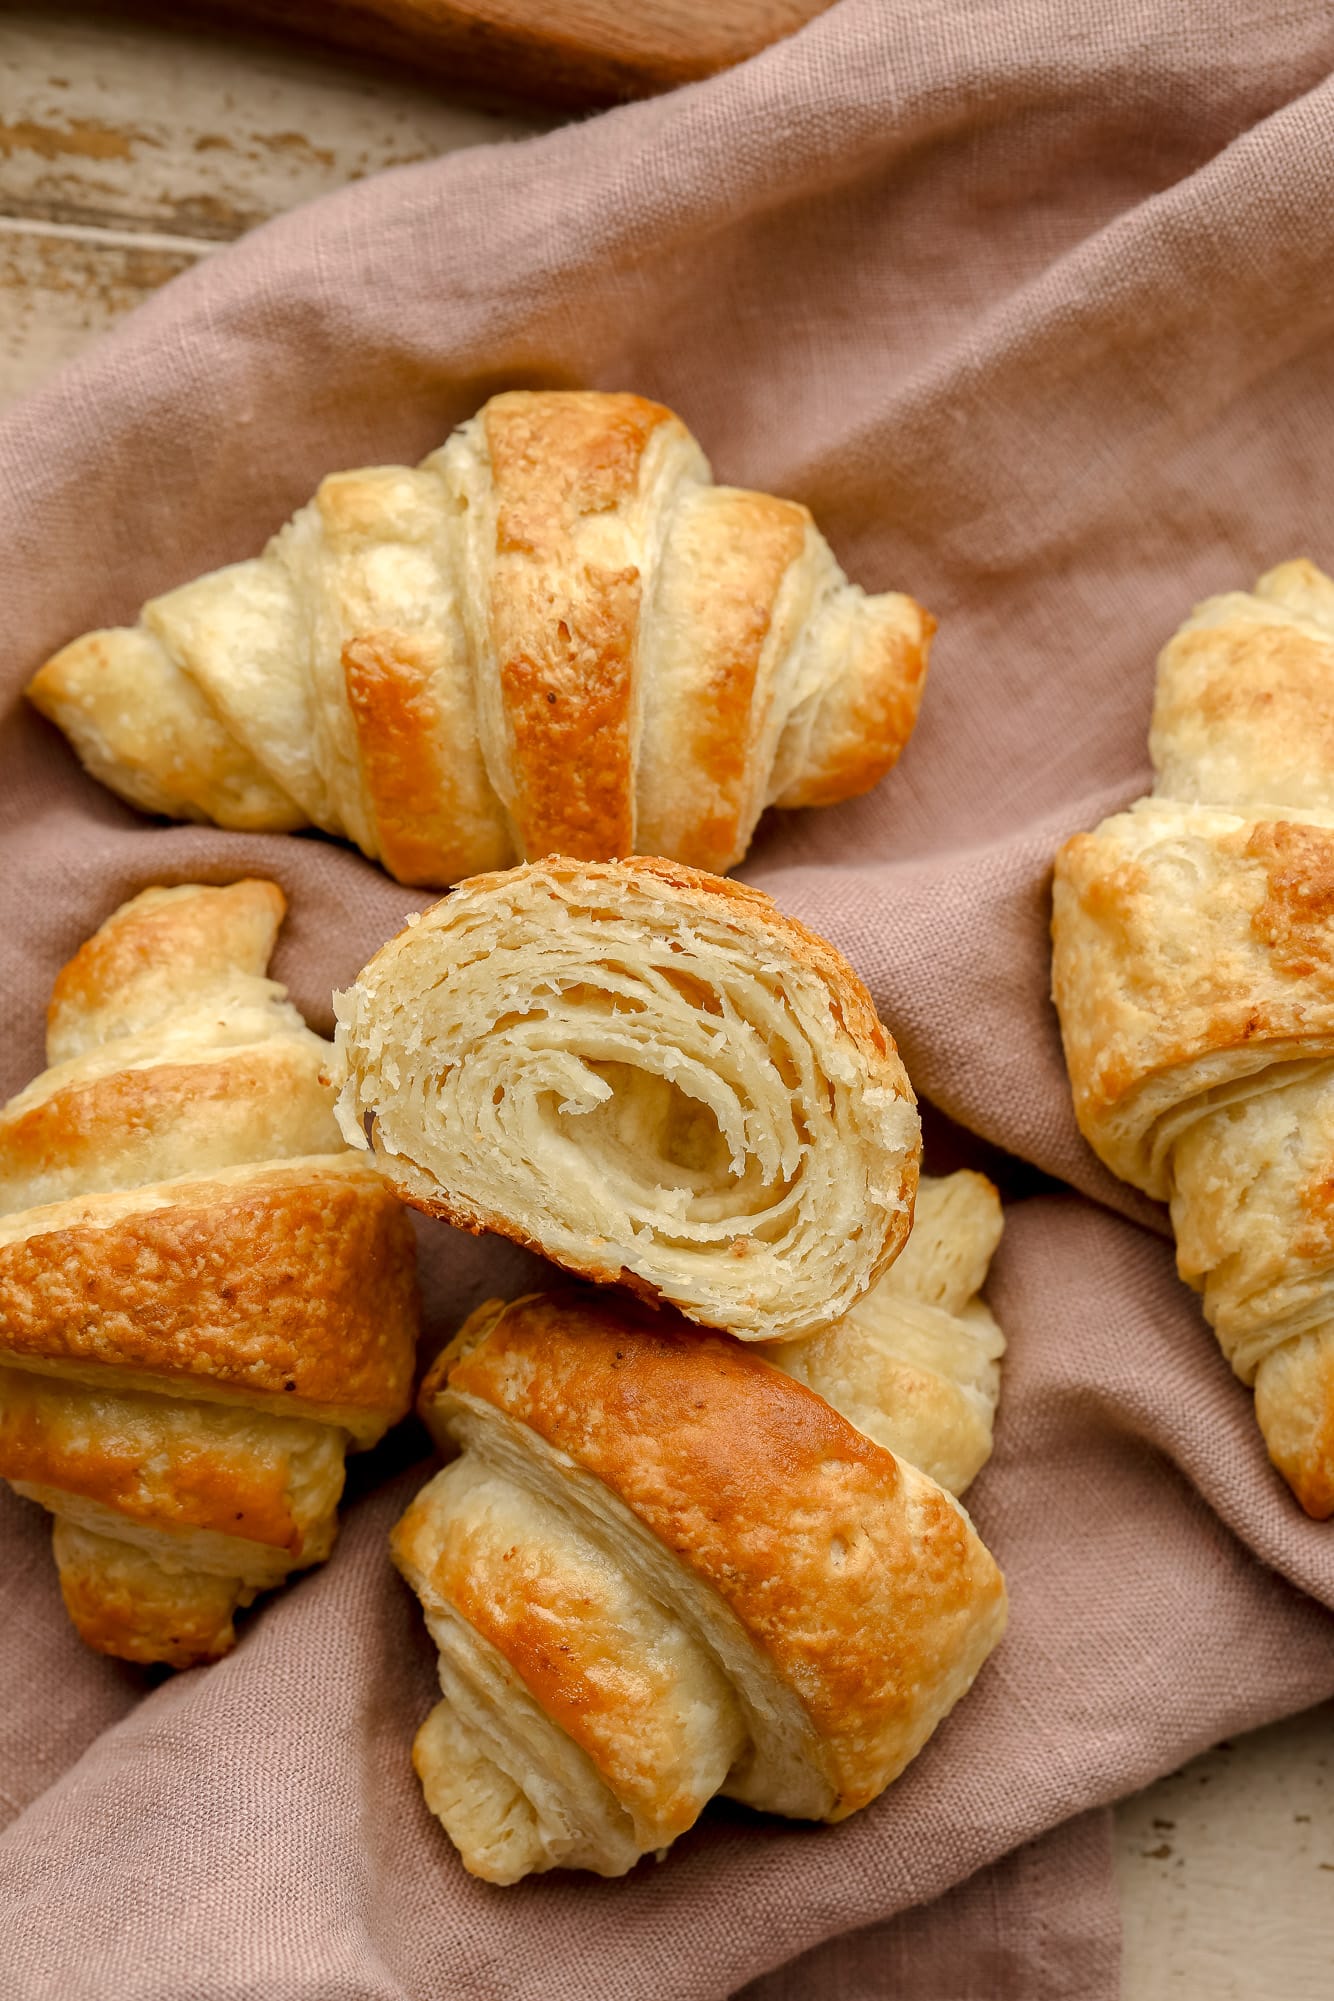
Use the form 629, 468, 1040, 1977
334, 855, 921, 1342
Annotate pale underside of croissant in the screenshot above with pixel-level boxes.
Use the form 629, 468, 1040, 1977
334, 855, 922, 1344
26, 390, 933, 888
392, 1232, 1007, 1884
1052, 558, 1334, 1516
0, 881, 420, 1666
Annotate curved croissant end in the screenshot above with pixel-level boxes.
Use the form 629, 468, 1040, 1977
392, 1286, 1007, 1883
26, 391, 933, 888
333, 855, 921, 1344
1052, 558, 1334, 1516
0, 881, 420, 1665
770, 1170, 1005, 1495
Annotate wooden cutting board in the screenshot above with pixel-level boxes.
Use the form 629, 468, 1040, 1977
162, 0, 837, 106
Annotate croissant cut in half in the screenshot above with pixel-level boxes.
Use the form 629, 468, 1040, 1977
392, 1241, 1007, 1883
1053, 559, 1334, 1516
0, 881, 419, 1665
27, 390, 933, 887
334, 855, 921, 1343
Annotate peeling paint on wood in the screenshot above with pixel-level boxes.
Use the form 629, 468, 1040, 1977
0, 13, 545, 238
0, 115, 141, 163
0, 8, 546, 408
0, 220, 203, 402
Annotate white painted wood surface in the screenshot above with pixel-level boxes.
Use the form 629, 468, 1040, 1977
0, 9, 545, 403
0, 13, 1330, 1995
1116, 1703, 1334, 1999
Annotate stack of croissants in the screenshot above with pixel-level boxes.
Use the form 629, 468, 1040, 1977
5, 387, 1330, 1890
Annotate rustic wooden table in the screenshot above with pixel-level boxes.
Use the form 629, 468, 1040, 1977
1, 13, 1330, 1994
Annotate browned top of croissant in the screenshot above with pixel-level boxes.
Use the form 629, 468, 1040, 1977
408, 1289, 1006, 1827
27, 391, 933, 887
0, 878, 421, 1666
1053, 561, 1334, 1192
0, 881, 418, 1443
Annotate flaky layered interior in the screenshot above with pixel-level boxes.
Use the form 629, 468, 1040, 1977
336, 857, 920, 1341
0, 881, 418, 1664
393, 1235, 1007, 1883
27, 391, 931, 888
1052, 560, 1334, 1515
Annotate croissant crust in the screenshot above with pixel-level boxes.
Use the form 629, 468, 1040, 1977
392, 1284, 1006, 1881
0, 880, 419, 1664
27, 391, 932, 887
1052, 559, 1334, 1515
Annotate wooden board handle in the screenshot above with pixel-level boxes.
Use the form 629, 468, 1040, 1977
157, 0, 836, 107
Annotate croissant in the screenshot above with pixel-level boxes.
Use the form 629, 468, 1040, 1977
0, 880, 420, 1665
391, 1279, 1007, 1883
769, 1169, 1005, 1494
1052, 558, 1334, 1516
25, 390, 932, 889
333, 854, 921, 1343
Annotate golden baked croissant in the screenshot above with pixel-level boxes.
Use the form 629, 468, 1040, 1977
770, 1169, 1005, 1494
334, 854, 921, 1343
392, 1281, 1007, 1883
25, 390, 932, 888
0, 880, 420, 1666
1052, 558, 1334, 1517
